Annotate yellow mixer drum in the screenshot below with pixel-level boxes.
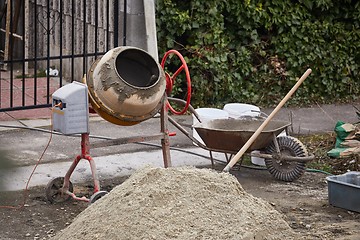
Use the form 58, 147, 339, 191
87, 46, 166, 126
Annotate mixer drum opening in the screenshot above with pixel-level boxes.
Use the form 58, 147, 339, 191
87, 46, 166, 126
115, 49, 160, 88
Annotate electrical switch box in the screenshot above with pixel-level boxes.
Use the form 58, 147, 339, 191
52, 82, 89, 135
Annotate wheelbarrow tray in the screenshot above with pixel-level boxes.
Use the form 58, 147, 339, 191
193, 118, 291, 152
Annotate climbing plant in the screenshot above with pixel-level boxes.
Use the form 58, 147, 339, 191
156, 0, 359, 108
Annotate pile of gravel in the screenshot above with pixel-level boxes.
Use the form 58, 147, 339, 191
54, 167, 299, 240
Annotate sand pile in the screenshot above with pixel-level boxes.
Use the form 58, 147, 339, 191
54, 167, 299, 240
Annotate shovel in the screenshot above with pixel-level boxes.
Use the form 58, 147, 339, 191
223, 68, 312, 172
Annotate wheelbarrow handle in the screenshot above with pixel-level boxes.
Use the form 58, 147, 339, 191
223, 68, 312, 172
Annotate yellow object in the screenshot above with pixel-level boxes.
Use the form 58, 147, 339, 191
52, 108, 64, 115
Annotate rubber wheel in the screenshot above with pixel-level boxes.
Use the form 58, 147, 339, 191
46, 177, 73, 203
89, 190, 108, 204
265, 136, 308, 182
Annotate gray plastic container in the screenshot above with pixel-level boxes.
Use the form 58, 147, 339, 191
326, 171, 360, 213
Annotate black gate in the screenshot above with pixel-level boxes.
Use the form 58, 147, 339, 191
0, 0, 127, 112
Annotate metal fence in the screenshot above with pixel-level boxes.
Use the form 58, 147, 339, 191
0, 0, 127, 112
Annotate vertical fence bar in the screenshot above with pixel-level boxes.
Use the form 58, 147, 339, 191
46, 0, 51, 103
22, 0, 26, 106
71, 0, 74, 82
94, 0, 98, 58
9, 0, 14, 107
113, 0, 118, 47
33, 0, 38, 105
0, 55, 1, 107
123, 0, 126, 46
59, 0, 63, 87
106, 0, 109, 51
82, 0, 87, 75
0, 62, 1, 108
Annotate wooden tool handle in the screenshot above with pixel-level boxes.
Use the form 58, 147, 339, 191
223, 68, 312, 172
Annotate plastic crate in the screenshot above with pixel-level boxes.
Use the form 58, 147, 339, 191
326, 171, 360, 213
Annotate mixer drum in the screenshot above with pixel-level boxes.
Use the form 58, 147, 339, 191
87, 46, 166, 126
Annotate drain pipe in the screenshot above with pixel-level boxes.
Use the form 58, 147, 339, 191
143, 0, 158, 61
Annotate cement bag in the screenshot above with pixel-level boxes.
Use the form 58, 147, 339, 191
327, 121, 360, 158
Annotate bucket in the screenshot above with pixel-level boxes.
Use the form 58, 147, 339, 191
223, 103, 265, 166
223, 103, 260, 118
251, 130, 287, 166
250, 150, 266, 166
192, 108, 229, 145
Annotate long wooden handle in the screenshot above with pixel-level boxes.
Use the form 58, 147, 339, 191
223, 68, 312, 172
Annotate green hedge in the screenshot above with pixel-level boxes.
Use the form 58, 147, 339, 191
156, 0, 359, 108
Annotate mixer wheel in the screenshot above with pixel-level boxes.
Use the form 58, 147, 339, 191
89, 190, 108, 204
265, 136, 308, 182
46, 177, 73, 203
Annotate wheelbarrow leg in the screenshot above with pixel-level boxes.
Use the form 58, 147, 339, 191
233, 156, 244, 171
209, 151, 214, 168
272, 133, 281, 153
221, 153, 243, 171
224, 153, 232, 163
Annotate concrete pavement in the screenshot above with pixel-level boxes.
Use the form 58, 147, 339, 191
0, 101, 359, 192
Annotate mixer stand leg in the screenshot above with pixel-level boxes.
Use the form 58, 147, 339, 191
63, 133, 101, 201
160, 100, 171, 168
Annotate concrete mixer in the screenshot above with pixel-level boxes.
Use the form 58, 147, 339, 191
87, 46, 167, 126
48, 46, 175, 203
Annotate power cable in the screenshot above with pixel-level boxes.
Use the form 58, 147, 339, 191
0, 105, 61, 209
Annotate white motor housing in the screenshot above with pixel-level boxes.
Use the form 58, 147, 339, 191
52, 82, 89, 135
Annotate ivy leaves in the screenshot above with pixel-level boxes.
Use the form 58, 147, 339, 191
156, 0, 359, 108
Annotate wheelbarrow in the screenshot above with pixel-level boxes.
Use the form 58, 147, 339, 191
167, 98, 314, 182
166, 69, 314, 182
194, 118, 314, 181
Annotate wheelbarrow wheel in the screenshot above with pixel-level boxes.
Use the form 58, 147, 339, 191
265, 136, 308, 182
46, 177, 73, 203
